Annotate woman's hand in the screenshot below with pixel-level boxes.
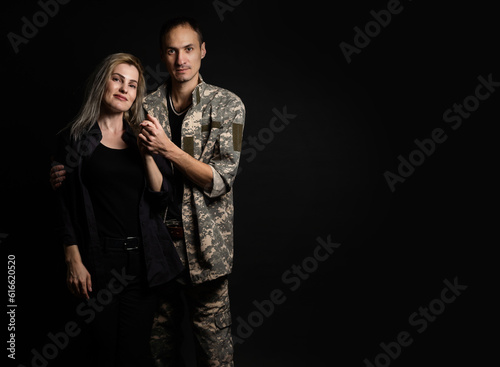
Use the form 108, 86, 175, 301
64, 245, 92, 299
137, 135, 150, 156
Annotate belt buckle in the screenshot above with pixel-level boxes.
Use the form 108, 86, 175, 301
166, 219, 182, 228
165, 220, 184, 240
124, 237, 139, 251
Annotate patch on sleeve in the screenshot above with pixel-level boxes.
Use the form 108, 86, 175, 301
196, 88, 201, 104
183, 136, 194, 156
233, 123, 243, 152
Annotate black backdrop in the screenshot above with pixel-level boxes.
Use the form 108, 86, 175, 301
1, 1, 496, 366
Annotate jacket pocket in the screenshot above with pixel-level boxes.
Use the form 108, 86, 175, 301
214, 309, 232, 330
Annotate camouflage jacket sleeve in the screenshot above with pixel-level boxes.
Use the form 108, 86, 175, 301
202, 93, 245, 198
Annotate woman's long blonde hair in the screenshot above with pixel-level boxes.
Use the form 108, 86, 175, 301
70, 53, 146, 140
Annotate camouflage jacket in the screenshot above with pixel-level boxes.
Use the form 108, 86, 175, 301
143, 76, 245, 284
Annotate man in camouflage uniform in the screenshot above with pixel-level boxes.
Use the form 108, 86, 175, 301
138, 17, 245, 367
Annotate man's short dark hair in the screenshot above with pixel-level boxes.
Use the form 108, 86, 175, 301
159, 17, 204, 51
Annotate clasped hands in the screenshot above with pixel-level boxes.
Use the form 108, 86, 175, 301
137, 114, 173, 156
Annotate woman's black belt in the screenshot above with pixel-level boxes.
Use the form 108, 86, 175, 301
101, 236, 141, 251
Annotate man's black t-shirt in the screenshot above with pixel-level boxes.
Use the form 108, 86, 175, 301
166, 93, 190, 222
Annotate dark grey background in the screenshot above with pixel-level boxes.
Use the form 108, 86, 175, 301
1, 0, 496, 366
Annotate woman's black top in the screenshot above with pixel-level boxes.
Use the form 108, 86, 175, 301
83, 143, 144, 239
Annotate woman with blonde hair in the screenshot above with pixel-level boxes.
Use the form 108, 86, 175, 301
52, 53, 183, 366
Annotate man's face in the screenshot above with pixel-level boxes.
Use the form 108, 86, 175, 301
161, 25, 206, 85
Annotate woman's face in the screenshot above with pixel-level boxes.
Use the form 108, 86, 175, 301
101, 63, 139, 114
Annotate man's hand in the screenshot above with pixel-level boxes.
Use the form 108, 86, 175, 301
50, 164, 66, 190
138, 114, 177, 157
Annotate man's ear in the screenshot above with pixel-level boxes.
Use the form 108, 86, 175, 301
201, 42, 206, 59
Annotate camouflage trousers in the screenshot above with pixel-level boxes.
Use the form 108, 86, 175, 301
150, 275, 234, 367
